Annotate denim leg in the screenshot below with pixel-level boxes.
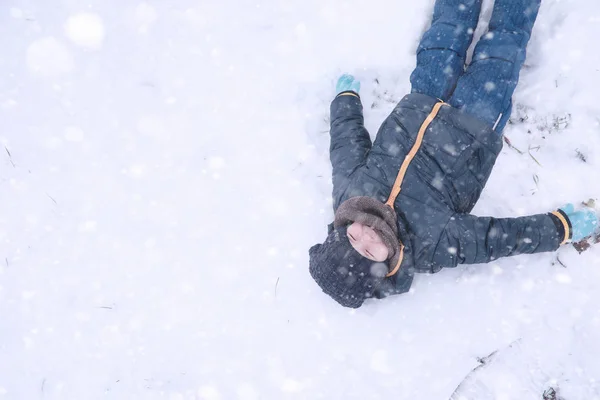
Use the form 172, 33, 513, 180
448, 0, 541, 134
410, 0, 482, 101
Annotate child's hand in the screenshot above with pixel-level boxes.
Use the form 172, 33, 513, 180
561, 203, 599, 242
336, 74, 360, 96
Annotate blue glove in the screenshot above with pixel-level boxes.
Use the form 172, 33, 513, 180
336, 74, 360, 96
560, 203, 599, 242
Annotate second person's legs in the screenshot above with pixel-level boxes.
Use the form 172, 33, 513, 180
410, 0, 482, 101
448, 0, 542, 134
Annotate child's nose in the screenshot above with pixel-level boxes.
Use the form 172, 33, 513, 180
364, 228, 377, 241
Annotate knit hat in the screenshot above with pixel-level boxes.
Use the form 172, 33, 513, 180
309, 225, 395, 308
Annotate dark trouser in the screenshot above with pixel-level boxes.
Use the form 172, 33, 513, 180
410, 0, 541, 134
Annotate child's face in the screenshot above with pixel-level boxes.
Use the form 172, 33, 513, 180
346, 222, 389, 262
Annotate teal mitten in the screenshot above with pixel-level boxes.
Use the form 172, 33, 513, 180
336, 74, 360, 96
560, 203, 599, 242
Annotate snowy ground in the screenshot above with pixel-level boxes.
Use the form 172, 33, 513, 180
2, 0, 600, 399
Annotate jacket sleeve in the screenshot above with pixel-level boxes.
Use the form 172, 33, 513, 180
435, 212, 567, 266
329, 92, 372, 206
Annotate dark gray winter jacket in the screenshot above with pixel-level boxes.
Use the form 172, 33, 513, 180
330, 91, 569, 293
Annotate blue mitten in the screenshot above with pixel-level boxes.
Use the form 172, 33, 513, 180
560, 203, 599, 242
336, 74, 360, 96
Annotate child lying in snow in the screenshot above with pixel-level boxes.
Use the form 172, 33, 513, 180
309, 0, 599, 308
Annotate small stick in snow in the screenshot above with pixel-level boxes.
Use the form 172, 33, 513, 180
528, 146, 542, 167
572, 232, 600, 253
274, 277, 280, 298
46, 193, 57, 205
449, 339, 521, 399
575, 149, 587, 163
476, 348, 499, 365
5, 146, 15, 167
503, 136, 524, 154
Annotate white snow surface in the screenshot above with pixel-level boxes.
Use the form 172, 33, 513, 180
2, 0, 600, 399
64, 13, 105, 50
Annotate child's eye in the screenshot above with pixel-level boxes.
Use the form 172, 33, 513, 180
348, 234, 356, 241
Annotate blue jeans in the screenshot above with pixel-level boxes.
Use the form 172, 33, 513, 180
410, 0, 541, 134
